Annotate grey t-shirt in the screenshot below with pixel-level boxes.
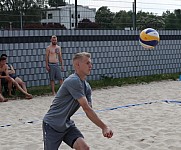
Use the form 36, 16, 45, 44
43, 73, 92, 132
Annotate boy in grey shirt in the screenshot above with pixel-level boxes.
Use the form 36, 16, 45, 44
43, 52, 113, 150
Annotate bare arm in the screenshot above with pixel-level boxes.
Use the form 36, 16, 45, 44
0, 65, 12, 80
58, 47, 64, 70
5, 65, 10, 76
78, 96, 113, 138
0, 75, 8, 79
8, 65, 15, 74
45, 47, 50, 71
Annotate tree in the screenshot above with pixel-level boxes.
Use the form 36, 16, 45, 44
48, 0, 66, 7
137, 11, 165, 30
162, 10, 177, 30
173, 9, 181, 29
77, 19, 100, 29
95, 6, 115, 29
23, 4, 42, 26
0, 0, 42, 29
112, 10, 133, 29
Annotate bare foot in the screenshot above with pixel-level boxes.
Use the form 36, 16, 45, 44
52, 92, 56, 96
8, 91, 12, 96
3, 98, 8, 102
0, 98, 8, 102
25, 94, 33, 100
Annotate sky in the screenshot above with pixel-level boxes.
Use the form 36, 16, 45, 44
66, 0, 181, 15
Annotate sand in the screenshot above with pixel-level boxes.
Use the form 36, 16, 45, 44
1, 80, 181, 150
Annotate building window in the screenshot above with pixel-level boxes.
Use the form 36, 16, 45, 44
41, 12, 46, 19
71, 14, 74, 18
78, 14, 80, 18
48, 14, 53, 19
72, 23, 74, 27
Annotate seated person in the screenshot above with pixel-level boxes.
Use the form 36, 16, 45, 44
1, 54, 28, 93
0, 55, 32, 99
0, 56, 14, 96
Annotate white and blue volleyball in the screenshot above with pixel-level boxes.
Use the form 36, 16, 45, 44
139, 28, 160, 49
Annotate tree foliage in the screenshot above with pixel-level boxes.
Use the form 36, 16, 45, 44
0, 2, 181, 30
137, 11, 165, 30
162, 9, 181, 30
48, 0, 66, 7
77, 19, 100, 29
95, 6, 115, 29
0, 0, 41, 29
95, 7, 181, 30
112, 10, 133, 29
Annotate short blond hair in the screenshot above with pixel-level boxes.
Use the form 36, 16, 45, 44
73, 52, 91, 62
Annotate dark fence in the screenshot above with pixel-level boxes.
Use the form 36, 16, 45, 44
0, 29, 181, 87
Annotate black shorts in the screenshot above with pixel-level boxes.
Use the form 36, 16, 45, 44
1, 72, 7, 85
42, 121, 84, 150
9, 74, 17, 79
1, 78, 6, 85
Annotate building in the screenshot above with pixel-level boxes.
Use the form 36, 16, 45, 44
41, 4, 96, 29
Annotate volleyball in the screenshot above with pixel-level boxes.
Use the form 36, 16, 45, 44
139, 28, 160, 49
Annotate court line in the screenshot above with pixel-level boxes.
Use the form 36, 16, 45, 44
0, 99, 180, 128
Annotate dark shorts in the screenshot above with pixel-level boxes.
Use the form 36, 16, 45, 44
0, 72, 7, 84
48, 63, 62, 81
42, 122, 84, 150
9, 74, 17, 79
1, 78, 6, 85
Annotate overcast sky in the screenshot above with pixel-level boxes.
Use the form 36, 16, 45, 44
66, 0, 181, 15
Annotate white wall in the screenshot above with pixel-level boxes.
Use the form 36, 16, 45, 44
41, 5, 96, 29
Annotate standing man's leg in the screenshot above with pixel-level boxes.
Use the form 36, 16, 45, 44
50, 80, 56, 95
59, 79, 63, 85
73, 138, 90, 150
48, 64, 57, 95
55, 64, 63, 87
63, 126, 89, 150
50, 64, 63, 95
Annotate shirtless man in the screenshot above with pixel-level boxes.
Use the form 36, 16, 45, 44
45, 35, 64, 95
0, 56, 32, 99
0, 57, 8, 102
0, 57, 14, 97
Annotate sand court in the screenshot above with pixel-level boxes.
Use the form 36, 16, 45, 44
0, 80, 181, 150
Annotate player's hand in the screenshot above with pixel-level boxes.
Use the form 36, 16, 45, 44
61, 66, 64, 71
46, 66, 50, 72
102, 127, 113, 138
